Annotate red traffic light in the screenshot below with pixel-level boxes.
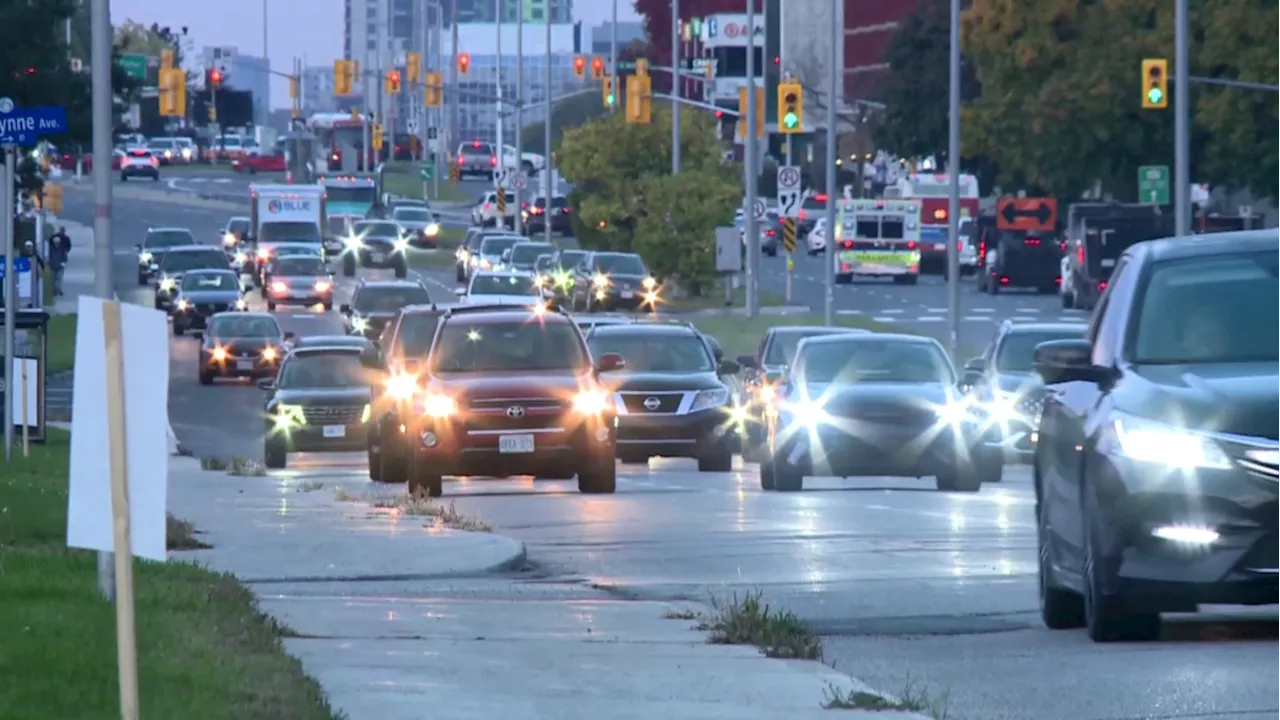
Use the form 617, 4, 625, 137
458, 53, 470, 71
591, 57, 604, 73
715, 110, 724, 119
209, 69, 222, 87
573, 56, 586, 72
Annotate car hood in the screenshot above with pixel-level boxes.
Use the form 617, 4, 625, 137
1123, 362, 1279, 439
178, 289, 242, 303
465, 294, 539, 305
600, 370, 723, 393
352, 310, 399, 321
361, 236, 398, 247
799, 382, 959, 420
429, 371, 592, 401
992, 371, 1044, 396
272, 387, 371, 406
398, 221, 433, 229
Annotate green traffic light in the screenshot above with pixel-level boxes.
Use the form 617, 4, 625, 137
606, 93, 615, 105
1146, 87, 1164, 104
782, 110, 798, 129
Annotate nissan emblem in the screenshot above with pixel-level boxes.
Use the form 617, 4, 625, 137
643, 396, 661, 410
506, 406, 526, 418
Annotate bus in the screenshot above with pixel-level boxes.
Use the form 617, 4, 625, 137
833, 198, 923, 285
885, 173, 980, 273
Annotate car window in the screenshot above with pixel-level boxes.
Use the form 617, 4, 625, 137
326, 217, 351, 234
557, 250, 587, 269
800, 340, 955, 384
396, 313, 442, 357
210, 315, 281, 338
226, 219, 250, 235
181, 272, 239, 291
1131, 251, 1278, 364
469, 274, 538, 296
592, 253, 646, 275
463, 142, 493, 154
480, 237, 520, 255
353, 286, 431, 312
355, 221, 399, 237
145, 230, 196, 249
161, 250, 227, 273
279, 351, 366, 388
433, 321, 586, 372
274, 257, 325, 275
588, 333, 713, 373
394, 209, 433, 222
763, 330, 855, 366
995, 331, 1085, 372
509, 243, 555, 265
534, 255, 555, 272
259, 222, 320, 243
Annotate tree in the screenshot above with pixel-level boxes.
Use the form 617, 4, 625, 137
557, 108, 738, 293
519, 91, 608, 156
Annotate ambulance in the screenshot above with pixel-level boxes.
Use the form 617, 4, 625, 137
833, 198, 923, 285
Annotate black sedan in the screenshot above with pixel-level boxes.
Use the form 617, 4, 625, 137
343, 220, 408, 277
170, 269, 247, 336
524, 195, 572, 236
341, 280, 432, 339
153, 245, 231, 310
572, 251, 659, 312
194, 312, 291, 385
586, 323, 742, 471
1034, 229, 1277, 643
760, 333, 988, 492
260, 344, 373, 468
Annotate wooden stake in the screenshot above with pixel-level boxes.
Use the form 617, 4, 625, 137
102, 301, 140, 720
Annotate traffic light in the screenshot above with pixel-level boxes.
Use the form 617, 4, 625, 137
206, 67, 222, 89
591, 56, 605, 80
573, 55, 587, 79
1141, 58, 1168, 109
158, 67, 186, 117
424, 72, 443, 107
289, 76, 298, 99
160, 49, 174, 70
778, 81, 803, 133
372, 123, 384, 150
457, 52, 470, 75
737, 85, 765, 139
406, 52, 421, 83
334, 60, 352, 95
602, 75, 615, 108
625, 73, 652, 124
385, 70, 401, 94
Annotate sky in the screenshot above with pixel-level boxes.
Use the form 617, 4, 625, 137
112, 0, 642, 108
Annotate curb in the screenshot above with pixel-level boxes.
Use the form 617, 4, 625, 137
484, 537, 528, 573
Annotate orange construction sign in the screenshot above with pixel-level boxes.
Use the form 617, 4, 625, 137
997, 197, 1058, 232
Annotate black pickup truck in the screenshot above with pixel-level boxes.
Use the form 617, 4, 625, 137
1063, 204, 1175, 310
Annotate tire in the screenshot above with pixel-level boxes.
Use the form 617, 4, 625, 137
935, 458, 982, 492
697, 446, 733, 472
393, 257, 408, 278
759, 455, 776, 491
522, 161, 534, 175
577, 455, 617, 494
1061, 290, 1073, 309
342, 255, 356, 277
263, 439, 288, 469
267, 301, 277, 311
378, 434, 408, 484
977, 447, 1004, 483
367, 444, 382, 482
989, 274, 1001, 295
455, 265, 466, 283
1038, 495, 1086, 630
137, 272, 148, 286
198, 369, 214, 385
120, 174, 127, 182
171, 320, 184, 337
408, 460, 443, 497
772, 447, 806, 492
323, 300, 333, 311
1083, 490, 1161, 642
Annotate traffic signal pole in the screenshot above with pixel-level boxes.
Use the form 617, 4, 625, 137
515, 3, 524, 234
449, 0, 459, 167
544, 0, 553, 245
744, 0, 759, 318
946, 0, 961, 359
671, 0, 680, 174
822, 0, 838, 327
1173, 0, 1189, 238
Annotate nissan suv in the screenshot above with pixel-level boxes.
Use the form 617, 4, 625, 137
400, 304, 621, 497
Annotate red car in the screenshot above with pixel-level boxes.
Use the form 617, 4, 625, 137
397, 304, 622, 497
233, 153, 286, 174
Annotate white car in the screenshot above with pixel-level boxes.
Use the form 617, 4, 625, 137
119, 148, 160, 181
806, 217, 828, 255
455, 270, 545, 306
472, 191, 517, 227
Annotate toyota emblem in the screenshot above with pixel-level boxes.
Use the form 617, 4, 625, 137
643, 396, 661, 411
506, 406, 526, 418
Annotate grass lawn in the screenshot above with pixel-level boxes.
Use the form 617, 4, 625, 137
45, 314, 77, 374
382, 162, 473, 204
0, 428, 340, 720
689, 313, 911, 360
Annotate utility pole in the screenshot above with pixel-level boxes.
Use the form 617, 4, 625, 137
1173, 0, 1189, 237
432, 0, 442, 198
671, 0, 680, 174
543, 0, 554, 244
744, 0, 759, 317
376, 0, 385, 167
495, 0, 505, 226
514, 2, 524, 233
822, 0, 839, 327
449, 0, 459, 156
945, 0, 961, 358
610, 0, 618, 113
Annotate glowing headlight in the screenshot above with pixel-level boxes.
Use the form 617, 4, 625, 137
592, 274, 609, 288
422, 394, 456, 417
642, 276, 657, 290
554, 272, 572, 287
138, 251, 153, 263
270, 281, 288, 294
642, 290, 659, 306
758, 384, 777, 402
532, 300, 548, 314
234, 298, 248, 310
159, 277, 175, 292
784, 396, 830, 424
176, 298, 190, 310
480, 259, 493, 269
314, 279, 332, 292
223, 233, 237, 246
573, 390, 609, 414
262, 346, 278, 361
1105, 413, 1232, 470
385, 373, 417, 400
345, 236, 363, 250
257, 248, 271, 260
235, 251, 248, 264
533, 275, 545, 287
274, 404, 304, 428
211, 347, 228, 361
984, 393, 1022, 423
360, 404, 371, 423
181, 148, 192, 158
425, 223, 440, 237
690, 388, 730, 412
457, 249, 470, 261
351, 317, 369, 332
934, 400, 972, 426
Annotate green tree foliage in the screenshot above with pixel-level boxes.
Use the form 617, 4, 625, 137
557, 108, 737, 293
520, 41, 652, 155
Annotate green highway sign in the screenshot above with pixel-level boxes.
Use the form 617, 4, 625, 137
1138, 165, 1169, 205
119, 53, 148, 82
419, 162, 434, 181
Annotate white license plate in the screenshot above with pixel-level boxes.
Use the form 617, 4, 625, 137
371, 252, 385, 263
620, 290, 634, 299
236, 360, 253, 371
933, 243, 946, 251
323, 425, 346, 438
498, 434, 535, 453
1101, 258, 1116, 267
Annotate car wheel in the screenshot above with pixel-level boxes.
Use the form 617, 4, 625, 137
137, 272, 148, 286
773, 451, 805, 491
1061, 288, 1074, 309
1038, 496, 1086, 629
323, 300, 333, 311
267, 301, 277, 311
977, 450, 1004, 483
936, 458, 981, 492
171, 320, 184, 337
367, 441, 382, 482
758, 455, 776, 491
378, 438, 408, 484
198, 368, 214, 385
577, 455, 617, 494
696, 445, 733, 472
1083, 489, 1161, 642
120, 174, 127, 182
522, 160, 534, 175
989, 274, 1001, 295
263, 438, 288, 469
407, 466, 443, 497
393, 257, 408, 279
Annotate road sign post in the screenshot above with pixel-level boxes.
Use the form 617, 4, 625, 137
776, 164, 801, 302
1138, 165, 1170, 205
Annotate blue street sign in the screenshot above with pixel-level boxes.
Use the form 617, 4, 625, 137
0, 257, 33, 276
0, 102, 68, 147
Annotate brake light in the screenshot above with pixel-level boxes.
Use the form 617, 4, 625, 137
1099, 281, 1107, 290
815, 194, 828, 202
456, 155, 464, 166
934, 209, 947, 221
1059, 242, 1067, 252
958, 241, 965, 250
1024, 238, 1041, 246
472, 140, 481, 149
483, 202, 490, 211
765, 229, 776, 237
798, 209, 806, 220
1000, 276, 1011, 284
906, 241, 916, 250
842, 240, 853, 249
489, 155, 498, 167
841, 263, 851, 271
1077, 246, 1085, 264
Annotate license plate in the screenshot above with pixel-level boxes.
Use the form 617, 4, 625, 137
620, 290, 634, 299
498, 434, 535, 453
323, 425, 345, 438
236, 360, 253, 371
371, 252, 385, 262
1101, 258, 1115, 267
933, 243, 946, 251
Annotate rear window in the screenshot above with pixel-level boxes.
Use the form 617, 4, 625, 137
260, 222, 321, 243
432, 320, 586, 372
557, 250, 587, 269
464, 142, 494, 154
181, 272, 239, 291
274, 257, 325, 275
210, 315, 281, 338
397, 313, 442, 357
353, 286, 431, 312
226, 219, 250, 235
510, 243, 555, 266
144, 230, 196, 249
469, 274, 538, 296
160, 249, 228, 273
480, 237, 520, 255
355, 222, 399, 237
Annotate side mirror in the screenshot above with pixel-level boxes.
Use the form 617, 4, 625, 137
596, 352, 626, 372
718, 359, 741, 375
134, 243, 142, 252
1034, 339, 1109, 385
961, 370, 983, 388
453, 287, 466, 296
735, 354, 759, 370
256, 378, 276, 391
339, 303, 352, 314
359, 347, 385, 370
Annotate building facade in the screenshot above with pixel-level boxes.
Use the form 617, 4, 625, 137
199, 46, 271, 126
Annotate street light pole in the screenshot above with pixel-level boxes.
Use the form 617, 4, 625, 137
449, 0, 459, 158
514, 3, 524, 233
543, 0, 553, 244
743, 0, 759, 317
1173, 0, 1189, 237
610, 0, 618, 113
671, 0, 680, 174
945, 0, 961, 359
495, 0, 505, 226
822, 0, 838, 326
433, 0, 442, 198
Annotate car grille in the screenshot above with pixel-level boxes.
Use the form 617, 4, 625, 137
465, 397, 564, 431
196, 303, 230, 314
826, 402, 936, 425
619, 392, 684, 413
301, 405, 365, 424
469, 397, 563, 412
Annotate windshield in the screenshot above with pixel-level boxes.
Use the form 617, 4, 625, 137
210, 315, 280, 338
161, 250, 227, 273
588, 333, 713, 372
226, 219, 250, 235
150, 139, 175, 149
535, 197, 567, 209
1132, 251, 1279, 364
593, 254, 646, 275
275, 257, 325, 275
534, 255, 555, 272
398, 313, 441, 357
801, 341, 955, 384
144, 230, 196, 249
470, 274, 538, 296
354, 286, 431, 312
557, 251, 587, 269
268, 245, 320, 258
510, 243, 555, 266
279, 352, 366, 388
326, 217, 351, 234
433, 321, 587, 372
181, 272, 239, 291
480, 237, 520, 256
260, 222, 321, 243
764, 330, 852, 366
355, 222, 399, 238
394, 209, 432, 222
325, 186, 375, 204
996, 331, 1084, 372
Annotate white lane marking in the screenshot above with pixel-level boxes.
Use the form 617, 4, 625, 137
969, 307, 995, 314
915, 317, 945, 322
879, 308, 905, 314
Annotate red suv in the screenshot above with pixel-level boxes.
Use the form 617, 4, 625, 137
404, 305, 623, 497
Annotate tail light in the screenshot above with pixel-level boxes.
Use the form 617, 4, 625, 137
815, 194, 828, 202
841, 263, 851, 271
1099, 281, 1107, 290
979, 240, 986, 258
1077, 246, 1085, 264
1000, 276, 1011, 284
798, 210, 806, 220
906, 241, 917, 250
521, 202, 528, 209
489, 155, 498, 167
1024, 238, 1041, 246
765, 229, 776, 237
1059, 242, 1067, 252
563, 207, 571, 213
456, 155, 464, 166
958, 241, 966, 250
842, 240, 853, 249
483, 202, 490, 211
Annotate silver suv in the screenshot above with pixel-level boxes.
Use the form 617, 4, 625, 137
455, 141, 496, 179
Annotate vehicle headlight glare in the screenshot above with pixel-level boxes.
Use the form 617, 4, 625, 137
139, 251, 153, 263
425, 223, 439, 236
176, 299, 190, 310
393, 238, 409, 251
235, 298, 247, 310
314, 280, 332, 292
690, 388, 729, 412
352, 317, 369, 332
345, 236, 363, 250
593, 274, 609, 288
385, 373, 417, 400
573, 390, 608, 414
423, 394, 456, 417
642, 276, 657, 289
935, 400, 971, 426
262, 346, 278, 361
1107, 414, 1232, 470
275, 404, 304, 428
159, 277, 175, 291
223, 233, 237, 246
211, 347, 227, 361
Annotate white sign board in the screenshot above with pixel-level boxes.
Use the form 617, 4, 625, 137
777, 165, 802, 217
750, 198, 767, 221
493, 167, 510, 189
715, 226, 742, 272
510, 172, 527, 190
406, 117, 419, 133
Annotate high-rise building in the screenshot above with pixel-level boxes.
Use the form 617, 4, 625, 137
200, 46, 271, 126
301, 65, 341, 114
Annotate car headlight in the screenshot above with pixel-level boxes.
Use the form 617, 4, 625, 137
314, 279, 332, 292
934, 399, 973, 426
421, 394, 456, 417
782, 394, 832, 427
593, 274, 609, 288
274, 404, 305, 429
345, 236, 363, 250
982, 392, 1023, 423
223, 233, 237, 246
385, 372, 417, 400
690, 387, 730, 412
235, 251, 248, 264
176, 298, 190, 310
573, 390, 609, 414
157, 277, 174, 292
425, 223, 439, 236
234, 298, 248, 310
211, 346, 227, 361
480, 259, 493, 269
1103, 412, 1232, 470
642, 276, 657, 289
457, 248, 470, 261
271, 281, 288, 294
393, 238, 409, 251
257, 248, 271, 260
138, 251, 153, 263
361, 404, 372, 424
262, 346, 278, 361
351, 316, 369, 332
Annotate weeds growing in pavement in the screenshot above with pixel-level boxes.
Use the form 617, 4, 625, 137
294, 480, 324, 492
697, 590, 823, 660
165, 514, 211, 550
228, 457, 267, 477
822, 676, 949, 718
661, 607, 698, 620
373, 494, 493, 532
200, 456, 228, 471
332, 487, 360, 502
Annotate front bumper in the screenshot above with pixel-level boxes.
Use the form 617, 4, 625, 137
411, 416, 615, 476
588, 288, 653, 310
268, 288, 334, 305
616, 408, 736, 459
201, 355, 279, 377
357, 247, 403, 268
773, 418, 981, 477
265, 422, 368, 453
